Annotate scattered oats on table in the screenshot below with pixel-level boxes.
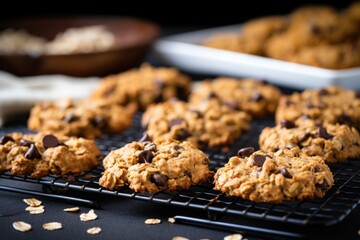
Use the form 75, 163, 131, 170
12, 221, 32, 232
80, 209, 98, 221
42, 222, 63, 231
172, 236, 189, 240
23, 198, 42, 207
168, 217, 175, 223
63, 207, 80, 213
87, 227, 102, 234
224, 234, 243, 240
145, 218, 161, 225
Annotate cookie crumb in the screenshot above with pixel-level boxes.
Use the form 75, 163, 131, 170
224, 234, 243, 240
42, 222, 62, 231
13, 221, 32, 232
23, 198, 42, 207
145, 218, 161, 225
80, 209, 97, 221
168, 217, 175, 223
87, 227, 102, 234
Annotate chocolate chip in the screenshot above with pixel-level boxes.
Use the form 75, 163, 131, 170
316, 181, 328, 191
259, 80, 268, 85
104, 87, 115, 96
184, 171, 192, 178
307, 103, 315, 109
19, 139, 34, 147
150, 173, 169, 187
207, 92, 218, 99
138, 150, 154, 163
154, 79, 165, 89
237, 147, 254, 158
169, 118, 184, 128
174, 128, 191, 140
189, 109, 203, 118
172, 145, 182, 151
139, 133, 152, 142
314, 167, 323, 173
91, 116, 108, 130
280, 168, 292, 178
318, 126, 333, 140
319, 89, 329, 95
0, 135, 14, 145
251, 92, 263, 102
153, 92, 164, 103
285, 100, 295, 106
42, 135, 60, 149
299, 132, 312, 142
280, 119, 295, 129
63, 113, 78, 123
176, 86, 188, 101
356, 92, 360, 99
25, 144, 41, 160
253, 155, 266, 167
144, 143, 157, 152
337, 115, 353, 126
223, 101, 238, 110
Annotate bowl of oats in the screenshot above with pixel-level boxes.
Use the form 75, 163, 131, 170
0, 16, 160, 77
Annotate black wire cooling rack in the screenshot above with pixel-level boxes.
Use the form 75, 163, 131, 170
1, 113, 360, 229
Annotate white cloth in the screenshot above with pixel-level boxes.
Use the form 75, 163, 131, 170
0, 71, 100, 126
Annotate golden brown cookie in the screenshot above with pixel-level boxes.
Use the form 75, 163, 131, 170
28, 98, 135, 138
189, 77, 281, 117
99, 138, 213, 193
91, 63, 191, 110
275, 86, 360, 131
142, 98, 250, 148
214, 148, 334, 203
0, 132, 101, 178
259, 119, 360, 163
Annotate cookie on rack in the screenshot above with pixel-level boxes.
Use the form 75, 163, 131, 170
28, 98, 135, 139
259, 118, 360, 163
275, 86, 360, 131
213, 148, 334, 203
91, 63, 191, 110
189, 77, 281, 117
142, 98, 250, 148
0, 132, 101, 178
99, 137, 213, 193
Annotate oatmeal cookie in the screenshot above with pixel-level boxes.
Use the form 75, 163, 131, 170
214, 148, 334, 203
275, 86, 360, 131
91, 63, 191, 110
99, 138, 213, 193
142, 98, 250, 147
189, 77, 281, 117
28, 98, 135, 138
0, 132, 101, 178
285, 42, 360, 69
259, 119, 360, 163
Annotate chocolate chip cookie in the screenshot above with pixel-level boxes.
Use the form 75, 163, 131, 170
214, 148, 334, 203
142, 98, 250, 148
91, 63, 191, 110
28, 98, 135, 138
189, 77, 281, 117
259, 119, 360, 163
275, 86, 360, 131
99, 137, 213, 193
0, 132, 101, 178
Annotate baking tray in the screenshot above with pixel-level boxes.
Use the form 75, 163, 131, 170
1, 112, 360, 228
152, 24, 360, 90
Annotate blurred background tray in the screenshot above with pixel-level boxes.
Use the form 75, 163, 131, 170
152, 24, 360, 90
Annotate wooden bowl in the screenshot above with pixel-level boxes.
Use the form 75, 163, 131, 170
0, 16, 160, 77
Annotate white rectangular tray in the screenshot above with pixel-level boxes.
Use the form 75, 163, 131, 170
152, 24, 360, 90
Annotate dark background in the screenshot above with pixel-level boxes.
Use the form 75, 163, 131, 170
1, 0, 357, 28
